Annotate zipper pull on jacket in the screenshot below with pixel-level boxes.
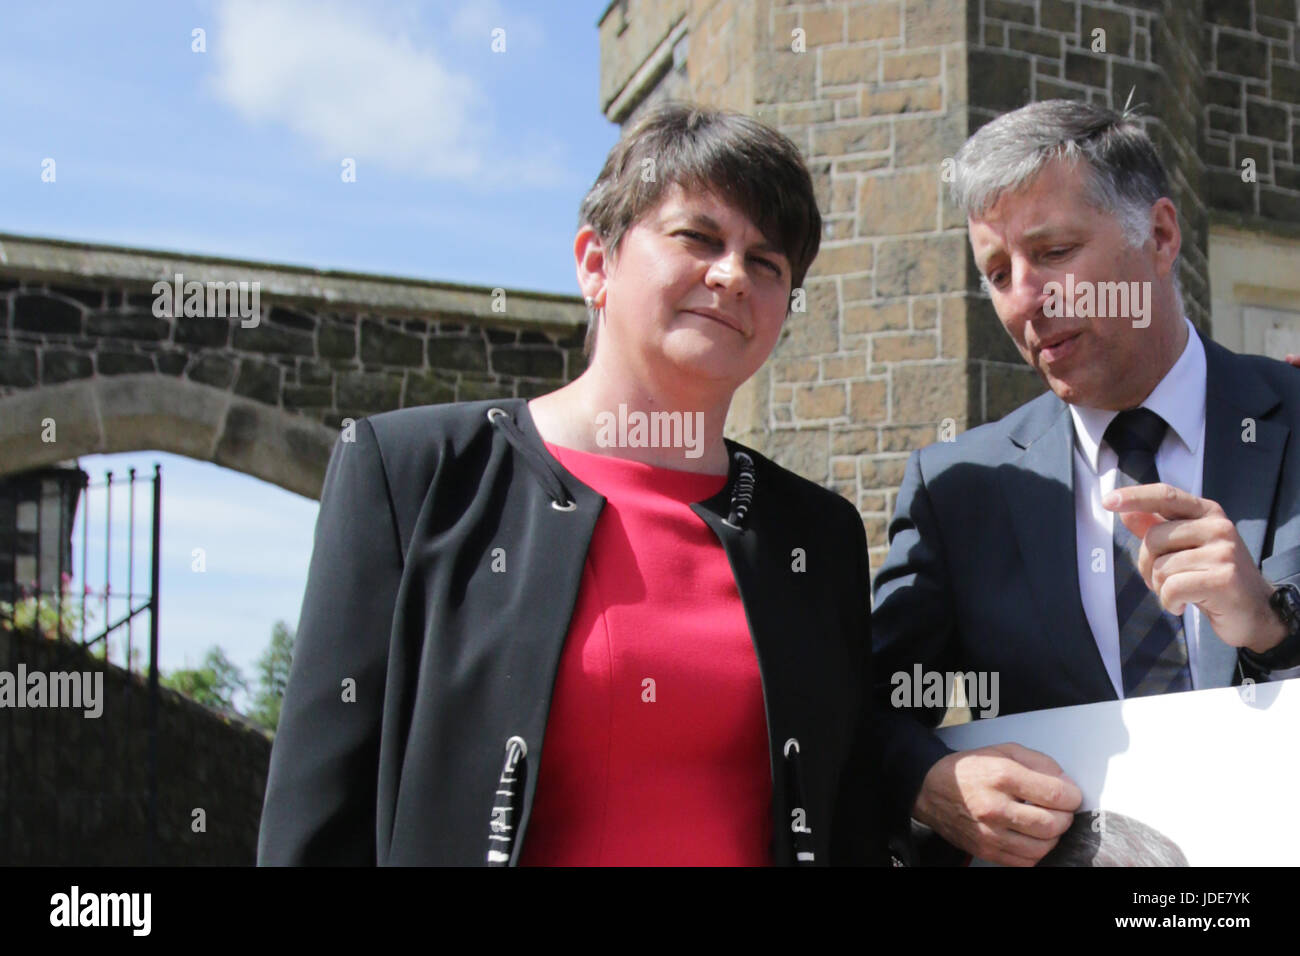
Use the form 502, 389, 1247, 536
783, 737, 816, 864
724, 451, 756, 529
486, 735, 527, 865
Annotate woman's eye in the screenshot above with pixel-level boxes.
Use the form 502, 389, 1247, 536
676, 231, 782, 275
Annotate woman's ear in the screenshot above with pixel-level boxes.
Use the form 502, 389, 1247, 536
574, 225, 609, 306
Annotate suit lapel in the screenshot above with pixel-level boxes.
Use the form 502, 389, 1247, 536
999, 395, 1117, 702
1199, 333, 1287, 687
1201, 333, 1286, 563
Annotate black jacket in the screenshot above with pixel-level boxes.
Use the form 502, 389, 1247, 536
257, 398, 885, 865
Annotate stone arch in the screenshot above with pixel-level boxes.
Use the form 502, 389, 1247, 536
0, 373, 338, 499
0, 237, 589, 500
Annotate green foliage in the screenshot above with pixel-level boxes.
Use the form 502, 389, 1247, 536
0, 580, 94, 643
162, 621, 294, 733
162, 645, 248, 713
247, 620, 295, 733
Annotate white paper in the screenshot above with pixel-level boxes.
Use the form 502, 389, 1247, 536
935, 677, 1300, 865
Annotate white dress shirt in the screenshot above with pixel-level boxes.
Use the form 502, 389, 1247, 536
1071, 318, 1204, 696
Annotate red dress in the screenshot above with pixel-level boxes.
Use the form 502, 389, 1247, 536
517, 444, 772, 866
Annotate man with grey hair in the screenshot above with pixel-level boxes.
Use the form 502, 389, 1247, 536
872, 99, 1300, 867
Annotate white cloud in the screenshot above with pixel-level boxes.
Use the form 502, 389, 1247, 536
207, 0, 561, 185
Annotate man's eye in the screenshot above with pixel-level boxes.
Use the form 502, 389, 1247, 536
1045, 246, 1073, 259
752, 256, 783, 276
678, 230, 714, 243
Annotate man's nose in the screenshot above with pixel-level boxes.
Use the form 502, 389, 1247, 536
1006, 257, 1053, 320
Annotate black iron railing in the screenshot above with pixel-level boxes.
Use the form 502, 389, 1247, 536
1, 462, 162, 863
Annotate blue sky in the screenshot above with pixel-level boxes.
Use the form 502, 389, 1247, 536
3, 0, 619, 702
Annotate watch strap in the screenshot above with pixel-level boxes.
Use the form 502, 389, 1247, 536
1242, 583, 1300, 671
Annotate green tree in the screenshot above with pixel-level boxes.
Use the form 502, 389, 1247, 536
163, 646, 248, 713
248, 620, 295, 733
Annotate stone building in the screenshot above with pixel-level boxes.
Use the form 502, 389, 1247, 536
598, 0, 1300, 569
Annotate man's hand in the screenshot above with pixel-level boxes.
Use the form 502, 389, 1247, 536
912, 743, 1082, 866
1103, 483, 1287, 654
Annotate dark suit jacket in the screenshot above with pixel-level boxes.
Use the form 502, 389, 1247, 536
257, 398, 886, 865
871, 330, 1300, 840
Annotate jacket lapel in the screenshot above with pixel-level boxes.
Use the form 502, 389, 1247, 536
690, 442, 847, 866
1201, 333, 1286, 563
690, 444, 777, 788
999, 395, 1117, 702
1198, 333, 1287, 687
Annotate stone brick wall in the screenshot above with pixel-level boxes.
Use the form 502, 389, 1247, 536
598, 0, 1298, 570
1, 626, 271, 864
0, 278, 585, 426
1202, 0, 1300, 226
600, 0, 692, 121
759, 0, 972, 562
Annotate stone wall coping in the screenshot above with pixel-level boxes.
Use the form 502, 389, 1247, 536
605, 16, 688, 121
1209, 212, 1300, 244
0, 231, 587, 332
596, 0, 624, 27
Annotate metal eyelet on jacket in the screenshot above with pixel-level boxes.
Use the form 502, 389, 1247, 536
723, 451, 756, 529
487, 406, 577, 511
486, 735, 528, 866
783, 737, 815, 865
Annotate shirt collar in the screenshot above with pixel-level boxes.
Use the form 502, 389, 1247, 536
1069, 316, 1206, 472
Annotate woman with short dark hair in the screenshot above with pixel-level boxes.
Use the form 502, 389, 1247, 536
257, 103, 885, 866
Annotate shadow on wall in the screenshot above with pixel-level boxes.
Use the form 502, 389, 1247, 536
0, 626, 270, 865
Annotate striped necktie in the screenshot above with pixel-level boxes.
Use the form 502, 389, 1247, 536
1104, 408, 1192, 697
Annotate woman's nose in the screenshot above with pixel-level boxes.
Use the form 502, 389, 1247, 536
706, 250, 751, 297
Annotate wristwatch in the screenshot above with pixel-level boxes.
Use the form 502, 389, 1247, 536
1242, 582, 1300, 671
